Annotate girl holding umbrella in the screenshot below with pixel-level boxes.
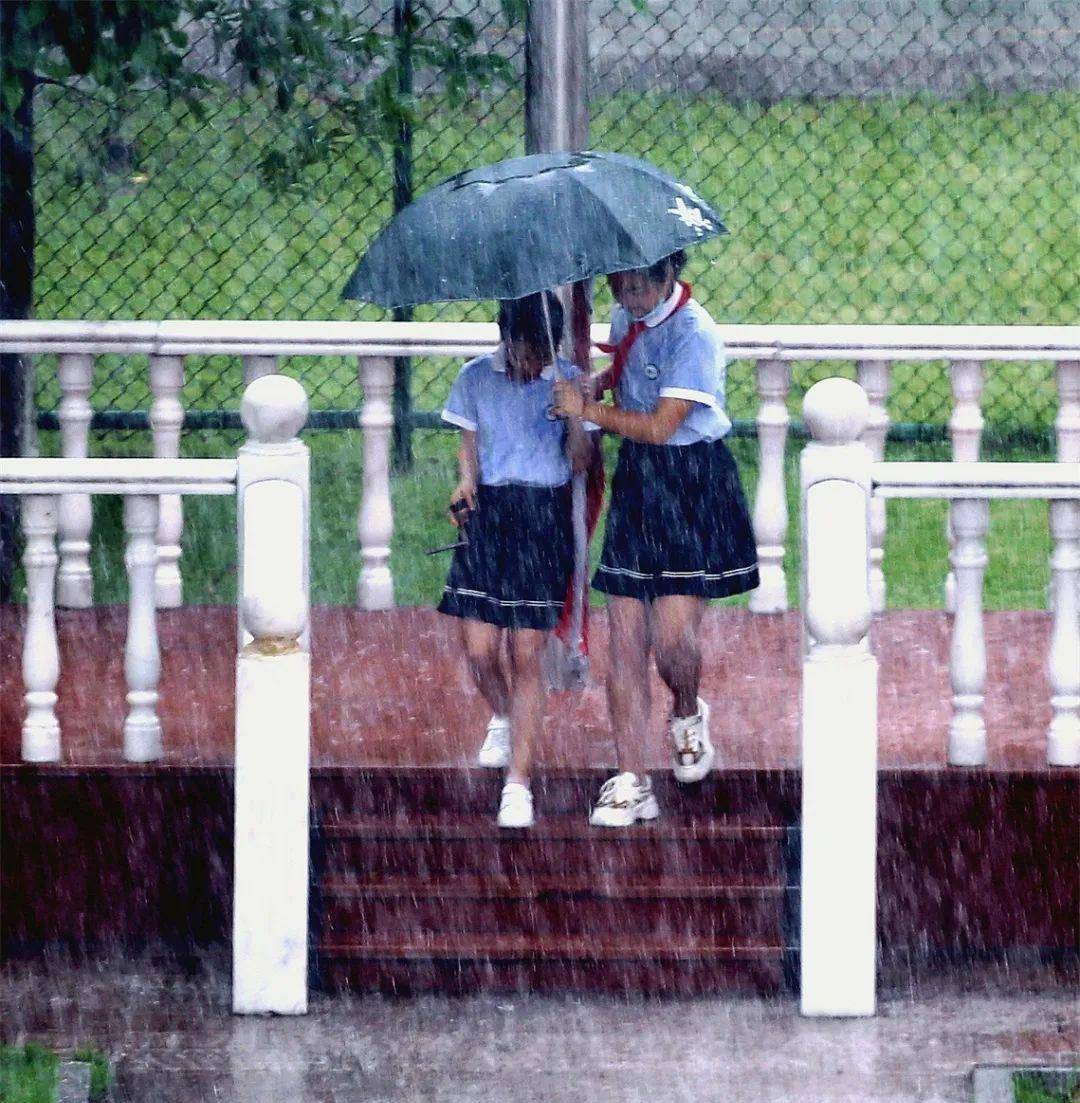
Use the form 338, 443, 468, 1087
552, 250, 759, 827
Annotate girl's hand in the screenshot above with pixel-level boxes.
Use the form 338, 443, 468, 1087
448, 481, 476, 525
552, 379, 585, 419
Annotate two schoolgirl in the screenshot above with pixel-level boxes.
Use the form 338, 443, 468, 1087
439, 259, 759, 828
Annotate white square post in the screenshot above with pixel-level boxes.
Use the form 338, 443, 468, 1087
232, 375, 311, 1015
799, 378, 878, 1017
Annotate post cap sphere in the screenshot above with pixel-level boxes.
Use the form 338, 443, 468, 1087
241, 375, 309, 443
243, 590, 307, 641
803, 378, 869, 444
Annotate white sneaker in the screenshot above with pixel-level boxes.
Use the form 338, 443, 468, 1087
671, 697, 715, 784
589, 772, 659, 828
497, 781, 535, 828
477, 715, 511, 768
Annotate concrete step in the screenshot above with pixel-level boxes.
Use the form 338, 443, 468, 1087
316, 932, 792, 996
318, 873, 790, 940
316, 814, 792, 879
312, 767, 800, 819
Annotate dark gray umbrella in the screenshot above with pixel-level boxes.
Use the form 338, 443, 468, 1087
341, 150, 727, 308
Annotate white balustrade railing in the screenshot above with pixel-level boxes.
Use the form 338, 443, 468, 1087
799, 377, 1080, 1018
123, 493, 163, 762
357, 355, 395, 610
21, 495, 61, 762
856, 359, 890, 613
3, 321, 1079, 617
55, 353, 95, 609
0, 374, 312, 1016
749, 358, 790, 613
874, 460, 1080, 768
149, 355, 185, 609
944, 358, 985, 612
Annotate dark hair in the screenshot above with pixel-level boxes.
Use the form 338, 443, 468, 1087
497, 290, 564, 350
644, 249, 687, 284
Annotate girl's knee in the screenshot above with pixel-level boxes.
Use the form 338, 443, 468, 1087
464, 637, 501, 672
509, 629, 545, 673
654, 630, 701, 673
607, 596, 647, 636
461, 621, 501, 667
651, 597, 704, 658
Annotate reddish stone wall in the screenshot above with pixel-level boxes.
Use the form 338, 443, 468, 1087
1, 768, 232, 953
3, 767, 1076, 970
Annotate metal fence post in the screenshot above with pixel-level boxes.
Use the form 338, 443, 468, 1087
526, 0, 588, 152
392, 0, 415, 473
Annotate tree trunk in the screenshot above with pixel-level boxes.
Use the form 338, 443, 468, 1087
1, 2, 36, 603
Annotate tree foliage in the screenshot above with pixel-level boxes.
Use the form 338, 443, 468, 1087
2, 0, 525, 189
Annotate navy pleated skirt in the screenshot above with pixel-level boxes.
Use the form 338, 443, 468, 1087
437, 482, 574, 630
593, 438, 759, 601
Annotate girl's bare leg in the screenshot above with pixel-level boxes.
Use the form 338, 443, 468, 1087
651, 594, 705, 718
606, 595, 651, 776
460, 619, 510, 717
506, 628, 546, 785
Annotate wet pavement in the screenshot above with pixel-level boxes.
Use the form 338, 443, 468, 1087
2, 953, 1076, 1102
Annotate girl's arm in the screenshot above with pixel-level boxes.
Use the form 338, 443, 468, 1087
553, 381, 693, 446
450, 430, 478, 523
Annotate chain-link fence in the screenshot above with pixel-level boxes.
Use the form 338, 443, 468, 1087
31, 0, 1080, 442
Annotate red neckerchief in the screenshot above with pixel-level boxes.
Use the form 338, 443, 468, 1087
595, 280, 693, 395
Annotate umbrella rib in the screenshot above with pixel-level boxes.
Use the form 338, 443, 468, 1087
567, 177, 685, 271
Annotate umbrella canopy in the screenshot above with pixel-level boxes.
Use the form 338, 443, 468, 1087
341, 150, 726, 309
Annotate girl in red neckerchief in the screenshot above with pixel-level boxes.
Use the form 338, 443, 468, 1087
552, 250, 759, 827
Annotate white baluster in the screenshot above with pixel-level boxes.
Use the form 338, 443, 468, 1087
21, 496, 61, 762
357, 355, 395, 610
150, 355, 185, 608
1057, 360, 1080, 461
123, 494, 163, 762
799, 378, 877, 1018
1047, 499, 1080, 767
242, 356, 278, 386
945, 359, 984, 612
749, 358, 790, 614
56, 353, 94, 608
1051, 361, 1080, 613
948, 497, 989, 766
857, 359, 891, 613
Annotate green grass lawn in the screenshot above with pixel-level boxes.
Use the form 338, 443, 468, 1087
22, 85, 1073, 611
31, 86, 1078, 433
1013, 1070, 1080, 1103
0, 1044, 109, 1103
32, 428, 1051, 611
